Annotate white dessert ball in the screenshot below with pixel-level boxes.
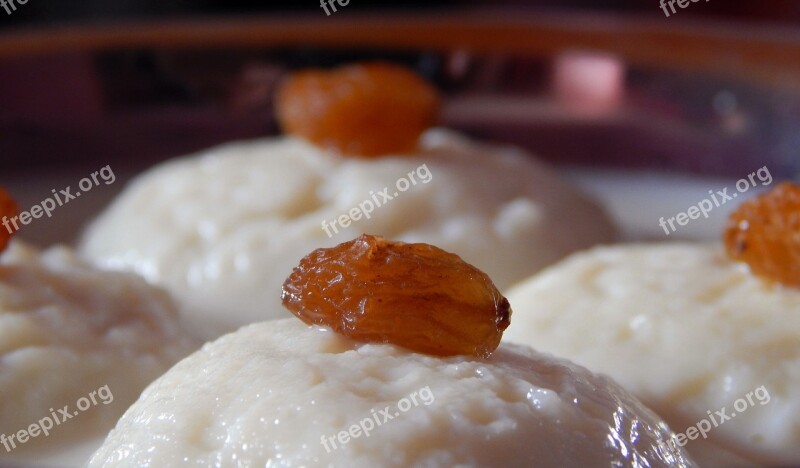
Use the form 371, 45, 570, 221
80, 130, 615, 338
504, 243, 800, 466
0, 241, 198, 459
88, 318, 694, 467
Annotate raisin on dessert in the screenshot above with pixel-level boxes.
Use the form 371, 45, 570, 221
281, 234, 511, 357
0, 187, 19, 253
724, 182, 800, 287
276, 63, 440, 157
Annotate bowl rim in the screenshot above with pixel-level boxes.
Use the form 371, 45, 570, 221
1, 9, 800, 89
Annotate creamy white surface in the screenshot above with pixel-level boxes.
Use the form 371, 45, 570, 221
88, 318, 694, 467
504, 243, 800, 466
0, 241, 197, 461
80, 130, 615, 338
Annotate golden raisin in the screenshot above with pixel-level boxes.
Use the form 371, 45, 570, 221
275, 63, 440, 157
0, 187, 18, 253
281, 234, 511, 358
724, 182, 800, 287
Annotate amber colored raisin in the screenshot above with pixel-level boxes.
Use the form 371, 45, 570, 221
275, 63, 440, 157
0, 187, 18, 253
724, 182, 800, 287
281, 234, 511, 358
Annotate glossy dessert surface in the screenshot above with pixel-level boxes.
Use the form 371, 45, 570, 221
89, 319, 695, 467
505, 242, 800, 465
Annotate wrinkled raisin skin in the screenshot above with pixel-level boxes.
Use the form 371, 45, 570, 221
275, 62, 440, 157
281, 234, 511, 358
0, 187, 18, 253
724, 182, 800, 287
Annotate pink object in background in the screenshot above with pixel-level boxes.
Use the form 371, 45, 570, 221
552, 51, 625, 116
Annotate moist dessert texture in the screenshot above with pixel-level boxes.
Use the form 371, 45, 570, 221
80, 129, 615, 338
504, 243, 800, 466
88, 319, 695, 467
0, 241, 198, 457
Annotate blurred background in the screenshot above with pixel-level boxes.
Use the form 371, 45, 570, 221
1, 0, 799, 243
3, 1, 800, 25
